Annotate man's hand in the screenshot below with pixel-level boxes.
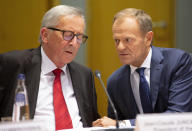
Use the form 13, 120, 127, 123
92, 116, 116, 127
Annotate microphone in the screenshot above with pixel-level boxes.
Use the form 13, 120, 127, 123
95, 70, 119, 129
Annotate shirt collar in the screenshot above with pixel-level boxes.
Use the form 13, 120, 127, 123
130, 47, 152, 74
41, 47, 67, 75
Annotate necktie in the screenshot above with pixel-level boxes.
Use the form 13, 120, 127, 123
53, 69, 73, 130
136, 67, 153, 113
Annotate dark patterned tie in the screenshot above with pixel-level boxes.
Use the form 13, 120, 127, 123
53, 68, 73, 130
136, 67, 153, 113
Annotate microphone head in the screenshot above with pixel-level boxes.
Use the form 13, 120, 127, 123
95, 70, 101, 78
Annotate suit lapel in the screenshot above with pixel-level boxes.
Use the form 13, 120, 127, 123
24, 47, 41, 118
150, 46, 163, 109
67, 62, 86, 125
118, 65, 139, 115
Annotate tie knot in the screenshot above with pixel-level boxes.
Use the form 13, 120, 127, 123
136, 67, 145, 76
53, 68, 62, 76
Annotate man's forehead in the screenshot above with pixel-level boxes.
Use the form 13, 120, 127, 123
57, 15, 85, 32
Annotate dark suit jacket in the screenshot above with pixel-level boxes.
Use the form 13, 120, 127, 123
107, 46, 192, 122
0, 47, 99, 127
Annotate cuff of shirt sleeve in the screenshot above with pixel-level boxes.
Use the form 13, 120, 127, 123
119, 120, 132, 127
125, 120, 132, 127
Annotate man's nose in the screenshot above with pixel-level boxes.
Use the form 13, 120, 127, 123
69, 36, 78, 46
117, 41, 125, 50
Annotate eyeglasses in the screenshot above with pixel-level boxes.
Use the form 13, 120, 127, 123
47, 27, 88, 44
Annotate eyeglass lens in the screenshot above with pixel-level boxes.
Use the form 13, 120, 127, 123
63, 31, 86, 43
47, 27, 88, 44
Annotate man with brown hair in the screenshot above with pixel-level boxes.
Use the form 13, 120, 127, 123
93, 8, 192, 127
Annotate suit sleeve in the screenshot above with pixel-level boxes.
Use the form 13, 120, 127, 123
0, 54, 18, 105
0, 53, 22, 118
107, 76, 116, 119
166, 52, 192, 112
90, 71, 100, 119
0, 54, 4, 104
107, 76, 136, 126
107, 76, 123, 120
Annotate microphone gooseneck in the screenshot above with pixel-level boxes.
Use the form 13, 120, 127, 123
95, 70, 119, 128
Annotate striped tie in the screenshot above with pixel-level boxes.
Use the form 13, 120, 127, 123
136, 67, 153, 113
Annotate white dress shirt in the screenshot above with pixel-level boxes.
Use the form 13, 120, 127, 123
130, 47, 152, 113
123, 47, 152, 127
34, 47, 83, 130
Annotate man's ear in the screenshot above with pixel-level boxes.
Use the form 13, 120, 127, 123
40, 27, 49, 44
145, 31, 153, 46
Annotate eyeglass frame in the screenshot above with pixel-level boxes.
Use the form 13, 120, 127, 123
47, 27, 88, 44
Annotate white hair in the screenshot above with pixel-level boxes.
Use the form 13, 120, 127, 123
39, 5, 85, 43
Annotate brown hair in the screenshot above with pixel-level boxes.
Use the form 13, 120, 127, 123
113, 8, 152, 35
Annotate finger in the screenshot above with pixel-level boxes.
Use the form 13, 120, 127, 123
92, 119, 101, 126
93, 122, 102, 127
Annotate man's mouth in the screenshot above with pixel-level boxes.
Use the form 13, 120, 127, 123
119, 53, 128, 56
65, 51, 73, 54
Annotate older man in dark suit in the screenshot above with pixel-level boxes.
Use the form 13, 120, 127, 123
0, 5, 99, 130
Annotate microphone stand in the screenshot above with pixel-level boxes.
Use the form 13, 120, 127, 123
95, 70, 119, 128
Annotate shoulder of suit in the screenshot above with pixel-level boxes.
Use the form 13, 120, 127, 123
152, 46, 191, 61
155, 46, 187, 56
0, 47, 39, 64
108, 65, 129, 82
68, 61, 92, 72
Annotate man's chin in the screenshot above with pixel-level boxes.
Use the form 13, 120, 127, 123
120, 58, 134, 65
120, 60, 130, 65
55, 59, 73, 68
